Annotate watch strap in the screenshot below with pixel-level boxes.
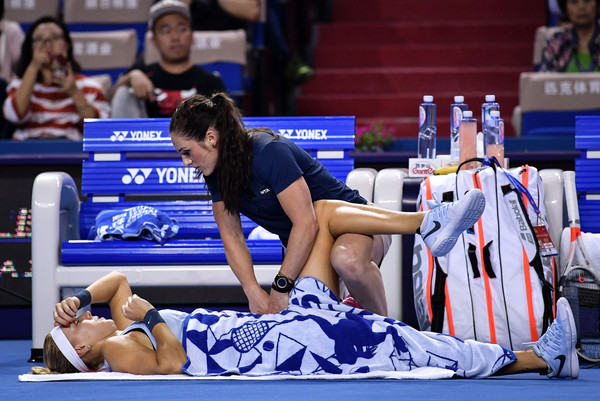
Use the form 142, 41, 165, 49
271, 273, 295, 293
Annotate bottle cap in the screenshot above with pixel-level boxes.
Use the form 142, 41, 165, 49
490, 110, 500, 117
423, 95, 434, 102
453, 95, 464, 103
463, 110, 473, 118
485, 94, 496, 102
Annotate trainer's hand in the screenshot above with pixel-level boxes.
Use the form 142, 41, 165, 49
121, 294, 155, 322
268, 290, 289, 314
53, 296, 80, 327
246, 286, 270, 314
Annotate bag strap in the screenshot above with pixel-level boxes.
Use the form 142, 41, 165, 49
483, 156, 543, 218
430, 258, 448, 333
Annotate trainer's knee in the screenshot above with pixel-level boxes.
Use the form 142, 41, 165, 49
330, 244, 372, 279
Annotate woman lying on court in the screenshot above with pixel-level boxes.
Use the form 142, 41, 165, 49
44, 196, 578, 379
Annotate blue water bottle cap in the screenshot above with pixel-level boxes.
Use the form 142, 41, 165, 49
423, 95, 434, 102
453, 95, 464, 103
463, 110, 473, 118
485, 94, 496, 102
490, 110, 500, 118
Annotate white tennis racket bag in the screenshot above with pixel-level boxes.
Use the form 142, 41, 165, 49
558, 171, 600, 362
412, 162, 556, 351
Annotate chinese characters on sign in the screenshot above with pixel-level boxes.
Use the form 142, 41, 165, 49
544, 79, 600, 96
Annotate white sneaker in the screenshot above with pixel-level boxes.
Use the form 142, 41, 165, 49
419, 188, 485, 257
531, 297, 579, 379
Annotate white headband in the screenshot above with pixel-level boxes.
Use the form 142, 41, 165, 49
50, 326, 92, 372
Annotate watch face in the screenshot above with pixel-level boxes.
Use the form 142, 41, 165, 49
276, 277, 288, 288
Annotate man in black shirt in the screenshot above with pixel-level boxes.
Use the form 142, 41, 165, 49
112, 0, 226, 118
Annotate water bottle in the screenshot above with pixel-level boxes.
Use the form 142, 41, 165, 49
418, 95, 436, 159
450, 95, 468, 160
481, 94, 500, 134
459, 110, 477, 169
485, 110, 505, 167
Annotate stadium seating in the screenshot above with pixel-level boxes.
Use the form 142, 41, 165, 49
517, 72, 600, 136
70, 29, 138, 94
4, 0, 60, 31
62, 0, 153, 55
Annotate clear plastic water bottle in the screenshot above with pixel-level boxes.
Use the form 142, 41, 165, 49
481, 94, 500, 134
485, 110, 505, 167
450, 95, 468, 160
418, 95, 436, 159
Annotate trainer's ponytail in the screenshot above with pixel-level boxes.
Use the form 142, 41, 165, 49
170, 93, 253, 213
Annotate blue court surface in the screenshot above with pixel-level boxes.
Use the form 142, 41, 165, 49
2, 339, 598, 401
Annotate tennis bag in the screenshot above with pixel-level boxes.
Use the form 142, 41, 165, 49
558, 224, 600, 362
559, 264, 600, 362
412, 162, 556, 351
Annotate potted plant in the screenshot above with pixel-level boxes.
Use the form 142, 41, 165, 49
355, 121, 395, 152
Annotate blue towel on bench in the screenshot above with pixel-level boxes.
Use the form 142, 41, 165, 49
88, 206, 179, 245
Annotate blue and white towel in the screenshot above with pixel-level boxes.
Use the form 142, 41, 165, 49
183, 277, 517, 378
88, 205, 179, 245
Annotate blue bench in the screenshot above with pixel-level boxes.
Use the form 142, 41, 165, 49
30, 116, 356, 360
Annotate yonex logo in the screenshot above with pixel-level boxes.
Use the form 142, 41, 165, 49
111, 130, 164, 142
121, 167, 202, 185
278, 129, 294, 137
111, 131, 129, 141
122, 168, 152, 184
278, 128, 327, 140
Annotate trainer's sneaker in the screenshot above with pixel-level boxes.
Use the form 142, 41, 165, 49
530, 297, 579, 379
419, 188, 485, 257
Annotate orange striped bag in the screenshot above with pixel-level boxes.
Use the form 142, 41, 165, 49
412, 164, 556, 351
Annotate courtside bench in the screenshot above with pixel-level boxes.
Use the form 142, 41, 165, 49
30, 116, 359, 360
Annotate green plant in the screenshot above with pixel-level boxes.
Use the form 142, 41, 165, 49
355, 121, 395, 152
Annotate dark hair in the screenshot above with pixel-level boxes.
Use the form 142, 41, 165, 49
558, 0, 600, 19
15, 16, 82, 79
0, 0, 4, 21
170, 92, 254, 213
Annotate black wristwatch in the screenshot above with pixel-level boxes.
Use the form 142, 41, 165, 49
271, 273, 295, 293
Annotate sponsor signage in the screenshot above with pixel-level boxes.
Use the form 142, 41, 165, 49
83, 117, 355, 153
81, 159, 206, 195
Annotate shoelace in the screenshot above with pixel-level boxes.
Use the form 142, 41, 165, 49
426, 193, 442, 210
528, 319, 564, 355
426, 194, 450, 222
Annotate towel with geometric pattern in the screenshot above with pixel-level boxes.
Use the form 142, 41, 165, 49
183, 277, 516, 378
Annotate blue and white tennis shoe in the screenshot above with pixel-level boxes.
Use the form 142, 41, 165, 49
530, 297, 579, 379
419, 188, 486, 257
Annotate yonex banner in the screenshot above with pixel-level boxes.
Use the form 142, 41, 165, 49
83, 117, 355, 153
81, 160, 206, 196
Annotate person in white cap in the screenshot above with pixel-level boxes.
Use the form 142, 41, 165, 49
111, 0, 226, 118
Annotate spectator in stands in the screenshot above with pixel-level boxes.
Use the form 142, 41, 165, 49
0, 1, 25, 139
541, 0, 600, 72
0, 0, 25, 82
2, 16, 109, 140
42, 209, 578, 379
111, 0, 227, 118
264, 0, 314, 116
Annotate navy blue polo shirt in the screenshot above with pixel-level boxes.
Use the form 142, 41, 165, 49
205, 132, 366, 246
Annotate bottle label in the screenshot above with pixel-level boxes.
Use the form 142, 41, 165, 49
452, 106, 463, 129
419, 106, 426, 128
499, 120, 504, 143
